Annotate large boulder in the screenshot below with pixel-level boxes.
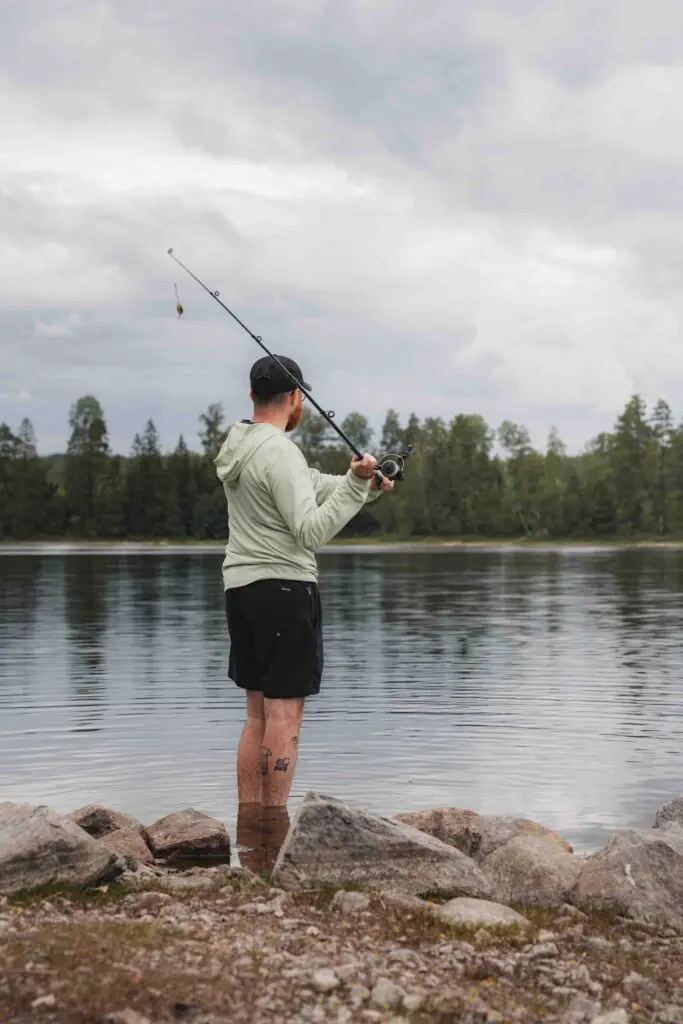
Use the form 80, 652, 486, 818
482, 835, 582, 908
147, 809, 230, 866
571, 824, 683, 929
0, 801, 124, 894
68, 805, 151, 845
395, 807, 572, 862
272, 793, 493, 899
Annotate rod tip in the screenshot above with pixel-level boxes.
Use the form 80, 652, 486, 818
167, 247, 174, 254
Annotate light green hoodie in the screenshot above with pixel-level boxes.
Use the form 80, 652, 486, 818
214, 421, 378, 590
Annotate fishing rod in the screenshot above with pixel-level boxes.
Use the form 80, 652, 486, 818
167, 248, 413, 483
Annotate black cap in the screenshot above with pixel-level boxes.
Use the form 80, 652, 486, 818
250, 354, 311, 397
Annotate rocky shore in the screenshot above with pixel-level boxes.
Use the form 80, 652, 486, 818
2, 794, 683, 1023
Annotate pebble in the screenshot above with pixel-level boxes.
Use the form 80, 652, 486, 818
371, 978, 405, 1011
332, 890, 371, 914
311, 968, 340, 993
526, 942, 559, 960
562, 994, 602, 1023
105, 1012, 151, 1024
586, 935, 612, 953
592, 1011, 630, 1024
31, 993, 57, 1009
348, 984, 371, 1008
336, 962, 363, 982
537, 929, 557, 942
558, 903, 587, 920
622, 971, 647, 992
306, 925, 321, 937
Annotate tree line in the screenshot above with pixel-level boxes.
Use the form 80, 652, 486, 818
1, 394, 683, 541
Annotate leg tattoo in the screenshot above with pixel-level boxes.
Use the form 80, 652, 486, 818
274, 757, 290, 772
259, 747, 272, 777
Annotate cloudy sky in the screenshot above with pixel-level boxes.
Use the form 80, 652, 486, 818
2, 0, 683, 455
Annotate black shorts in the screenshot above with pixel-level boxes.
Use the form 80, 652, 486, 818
225, 579, 323, 700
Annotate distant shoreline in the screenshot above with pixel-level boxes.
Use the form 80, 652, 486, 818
2, 537, 683, 555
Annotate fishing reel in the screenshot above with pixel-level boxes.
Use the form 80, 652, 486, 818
377, 444, 415, 482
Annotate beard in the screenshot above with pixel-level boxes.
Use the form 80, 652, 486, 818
285, 401, 303, 433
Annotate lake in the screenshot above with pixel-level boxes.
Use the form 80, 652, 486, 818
1, 546, 682, 856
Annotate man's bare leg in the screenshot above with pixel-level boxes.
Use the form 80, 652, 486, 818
237, 691, 266, 804
260, 697, 304, 806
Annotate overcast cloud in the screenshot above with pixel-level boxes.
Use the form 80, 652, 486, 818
2, 0, 683, 454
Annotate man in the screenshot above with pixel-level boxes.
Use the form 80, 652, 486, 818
214, 354, 393, 858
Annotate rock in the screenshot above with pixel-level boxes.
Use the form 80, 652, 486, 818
593, 1011, 629, 1024
147, 809, 231, 865
0, 801, 124, 895
571, 825, 683, 929
436, 897, 529, 929
272, 793, 492, 899
654, 797, 683, 830
525, 942, 559, 960
395, 807, 572, 862
311, 968, 340, 993
585, 935, 612, 952
562, 995, 602, 1023
105, 1012, 152, 1024
31, 993, 57, 1009
379, 891, 432, 913
125, 891, 173, 914
100, 828, 154, 867
482, 834, 582, 908
68, 804, 150, 844
332, 890, 371, 914
370, 979, 405, 1011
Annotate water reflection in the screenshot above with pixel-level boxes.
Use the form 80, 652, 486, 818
236, 803, 290, 874
2, 548, 683, 852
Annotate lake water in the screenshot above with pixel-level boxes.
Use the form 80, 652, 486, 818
1, 546, 682, 856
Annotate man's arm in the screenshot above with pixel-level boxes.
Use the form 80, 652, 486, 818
310, 466, 384, 506
266, 444, 372, 551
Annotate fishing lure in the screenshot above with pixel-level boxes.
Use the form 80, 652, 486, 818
174, 283, 184, 319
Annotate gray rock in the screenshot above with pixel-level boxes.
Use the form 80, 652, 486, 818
370, 979, 405, 1011
571, 825, 683, 929
525, 942, 559, 960
436, 897, 529, 929
105, 1012, 152, 1024
654, 797, 683, 830
332, 890, 371, 914
585, 935, 612, 952
31, 994, 57, 1009
0, 801, 123, 895
379, 890, 432, 913
68, 805, 150, 844
592, 1011, 630, 1024
394, 807, 572, 862
99, 827, 154, 868
562, 995, 602, 1023
482, 834, 582, 908
147, 809, 231, 865
311, 968, 340, 993
272, 793, 492, 899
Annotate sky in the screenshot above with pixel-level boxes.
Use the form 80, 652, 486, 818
2, 0, 683, 456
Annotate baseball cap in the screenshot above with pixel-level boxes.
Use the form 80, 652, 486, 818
250, 355, 311, 397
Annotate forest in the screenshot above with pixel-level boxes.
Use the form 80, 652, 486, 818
0, 394, 681, 542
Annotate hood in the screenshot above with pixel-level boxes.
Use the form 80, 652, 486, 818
213, 421, 282, 485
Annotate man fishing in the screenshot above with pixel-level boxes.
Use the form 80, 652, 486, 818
214, 354, 393, 864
